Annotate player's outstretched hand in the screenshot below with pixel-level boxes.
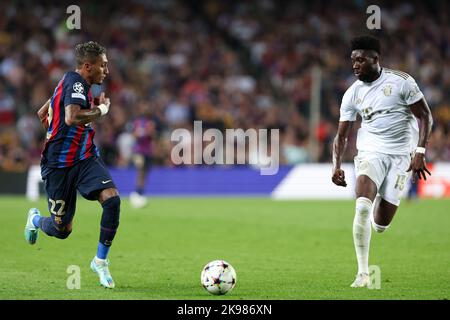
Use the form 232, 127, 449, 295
99, 92, 111, 107
332, 168, 347, 187
97, 92, 111, 116
407, 153, 431, 183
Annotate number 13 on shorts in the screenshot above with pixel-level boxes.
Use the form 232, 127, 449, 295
394, 174, 407, 191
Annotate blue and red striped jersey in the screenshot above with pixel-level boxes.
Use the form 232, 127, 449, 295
132, 117, 153, 156
41, 71, 99, 168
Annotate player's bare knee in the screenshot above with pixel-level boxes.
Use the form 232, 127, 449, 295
99, 188, 119, 204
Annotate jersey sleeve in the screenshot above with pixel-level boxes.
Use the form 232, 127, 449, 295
63, 77, 88, 107
401, 76, 424, 106
339, 87, 357, 122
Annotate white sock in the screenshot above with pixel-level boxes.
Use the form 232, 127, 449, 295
353, 197, 372, 275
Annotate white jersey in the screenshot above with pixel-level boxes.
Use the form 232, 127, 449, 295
339, 68, 424, 155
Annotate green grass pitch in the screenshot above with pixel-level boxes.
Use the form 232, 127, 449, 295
0, 196, 449, 300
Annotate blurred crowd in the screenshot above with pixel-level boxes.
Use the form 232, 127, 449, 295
1, 0, 449, 172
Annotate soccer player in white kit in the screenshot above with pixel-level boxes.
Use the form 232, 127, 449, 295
331, 36, 433, 287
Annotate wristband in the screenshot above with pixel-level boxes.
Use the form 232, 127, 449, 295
97, 103, 108, 116
415, 147, 426, 154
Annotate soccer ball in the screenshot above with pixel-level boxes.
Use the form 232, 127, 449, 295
201, 260, 237, 295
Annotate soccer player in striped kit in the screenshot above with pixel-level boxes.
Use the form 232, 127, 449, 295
129, 101, 156, 209
24, 41, 120, 288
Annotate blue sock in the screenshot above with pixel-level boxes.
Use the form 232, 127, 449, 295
136, 187, 144, 195
32, 215, 42, 229
96, 242, 111, 260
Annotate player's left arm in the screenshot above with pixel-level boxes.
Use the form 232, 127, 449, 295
65, 92, 110, 126
408, 98, 433, 182
37, 98, 51, 130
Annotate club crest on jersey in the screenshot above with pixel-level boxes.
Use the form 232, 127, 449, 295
382, 85, 392, 96
73, 82, 84, 94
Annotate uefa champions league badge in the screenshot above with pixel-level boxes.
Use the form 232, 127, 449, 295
73, 82, 84, 94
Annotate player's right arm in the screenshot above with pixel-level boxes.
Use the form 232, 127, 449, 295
332, 121, 352, 187
37, 98, 51, 130
332, 86, 356, 187
65, 92, 110, 126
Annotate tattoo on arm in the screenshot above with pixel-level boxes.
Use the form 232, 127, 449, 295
37, 99, 51, 129
37, 99, 50, 120
65, 104, 102, 126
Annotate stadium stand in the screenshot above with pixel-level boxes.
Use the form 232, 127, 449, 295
1, 0, 449, 172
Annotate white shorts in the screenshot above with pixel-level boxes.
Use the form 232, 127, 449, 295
354, 151, 412, 206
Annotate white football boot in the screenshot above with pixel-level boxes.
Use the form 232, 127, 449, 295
24, 208, 40, 244
90, 256, 115, 289
350, 273, 371, 288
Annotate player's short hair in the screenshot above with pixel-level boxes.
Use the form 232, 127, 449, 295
351, 35, 381, 55
75, 41, 106, 66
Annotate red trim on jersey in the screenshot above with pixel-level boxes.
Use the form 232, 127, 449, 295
46, 79, 64, 143
65, 125, 85, 166
84, 129, 95, 159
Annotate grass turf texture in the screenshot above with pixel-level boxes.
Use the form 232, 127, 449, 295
0, 196, 449, 300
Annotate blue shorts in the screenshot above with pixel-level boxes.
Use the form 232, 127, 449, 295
41, 156, 116, 227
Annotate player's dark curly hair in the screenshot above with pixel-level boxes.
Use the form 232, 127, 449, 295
75, 41, 106, 66
351, 35, 381, 55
